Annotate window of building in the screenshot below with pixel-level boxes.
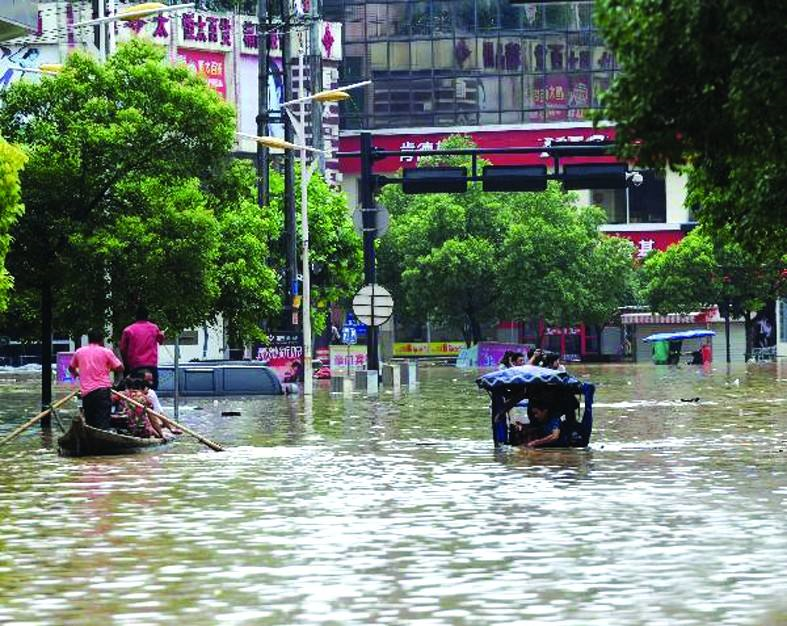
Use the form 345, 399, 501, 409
330, 0, 610, 130
591, 170, 666, 224
628, 170, 667, 223
780, 300, 787, 343
592, 189, 627, 224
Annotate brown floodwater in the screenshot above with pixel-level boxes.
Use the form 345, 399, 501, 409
0, 363, 785, 625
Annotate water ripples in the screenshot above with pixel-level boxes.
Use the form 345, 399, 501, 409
0, 364, 786, 624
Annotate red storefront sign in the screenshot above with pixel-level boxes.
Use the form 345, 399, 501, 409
605, 229, 685, 259
338, 126, 618, 174
177, 49, 227, 100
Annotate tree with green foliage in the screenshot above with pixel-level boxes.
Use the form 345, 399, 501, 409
0, 138, 26, 311
497, 184, 636, 343
0, 40, 280, 403
594, 0, 787, 251
265, 163, 363, 337
641, 227, 787, 359
377, 136, 507, 345
205, 159, 281, 343
377, 135, 637, 346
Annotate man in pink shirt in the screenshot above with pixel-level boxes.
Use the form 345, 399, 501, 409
69, 329, 124, 430
120, 305, 165, 389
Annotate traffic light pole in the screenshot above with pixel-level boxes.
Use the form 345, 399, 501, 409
344, 137, 629, 374
360, 132, 379, 372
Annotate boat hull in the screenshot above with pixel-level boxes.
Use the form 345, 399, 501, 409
58, 417, 170, 457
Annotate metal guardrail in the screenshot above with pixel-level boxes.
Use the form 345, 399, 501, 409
752, 346, 777, 362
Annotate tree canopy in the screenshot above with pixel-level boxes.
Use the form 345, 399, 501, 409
0, 138, 26, 312
266, 163, 363, 337
594, 0, 787, 251
377, 135, 637, 345
641, 226, 787, 358
0, 40, 279, 342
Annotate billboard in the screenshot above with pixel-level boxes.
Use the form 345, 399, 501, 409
0, 43, 60, 88
0, 1, 37, 42
177, 48, 227, 100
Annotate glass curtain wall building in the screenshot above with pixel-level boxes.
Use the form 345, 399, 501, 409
323, 0, 617, 130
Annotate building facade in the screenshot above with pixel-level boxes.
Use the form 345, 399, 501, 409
329, 0, 691, 242
324, 0, 616, 129
3, 1, 345, 181
327, 0, 705, 359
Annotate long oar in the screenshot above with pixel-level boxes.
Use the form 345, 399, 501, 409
112, 390, 225, 452
0, 389, 79, 448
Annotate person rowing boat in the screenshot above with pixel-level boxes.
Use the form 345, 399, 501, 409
68, 329, 124, 431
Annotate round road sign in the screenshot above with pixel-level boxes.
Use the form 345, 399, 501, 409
352, 283, 394, 327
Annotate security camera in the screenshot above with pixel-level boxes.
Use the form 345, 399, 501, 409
626, 171, 644, 187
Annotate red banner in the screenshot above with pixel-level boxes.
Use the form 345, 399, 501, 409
339, 125, 617, 174
604, 229, 685, 259
177, 48, 227, 100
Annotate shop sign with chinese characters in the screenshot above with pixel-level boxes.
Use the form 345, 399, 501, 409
339, 125, 616, 174
604, 229, 685, 259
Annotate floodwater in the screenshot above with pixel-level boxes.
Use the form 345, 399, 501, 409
0, 363, 785, 626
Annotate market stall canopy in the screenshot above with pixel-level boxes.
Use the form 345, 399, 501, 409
642, 329, 716, 343
476, 364, 582, 392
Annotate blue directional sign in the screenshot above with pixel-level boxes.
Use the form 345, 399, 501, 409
341, 324, 358, 345
343, 312, 368, 337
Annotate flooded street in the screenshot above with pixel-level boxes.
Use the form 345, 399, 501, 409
1, 363, 785, 625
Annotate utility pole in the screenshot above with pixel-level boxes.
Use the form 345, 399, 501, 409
359, 131, 379, 372
280, 0, 297, 331
256, 0, 270, 208
308, 1, 323, 171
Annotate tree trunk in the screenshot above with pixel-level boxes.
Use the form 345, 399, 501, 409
40, 282, 52, 429
471, 317, 483, 345
596, 324, 603, 359
743, 310, 753, 362
462, 323, 472, 348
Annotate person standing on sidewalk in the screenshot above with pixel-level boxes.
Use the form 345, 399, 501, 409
68, 329, 124, 430
120, 305, 165, 389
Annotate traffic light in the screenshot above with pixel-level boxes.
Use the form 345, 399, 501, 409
561, 163, 628, 190
482, 165, 548, 192
402, 167, 468, 194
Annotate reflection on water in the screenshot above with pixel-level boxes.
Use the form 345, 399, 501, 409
0, 364, 786, 625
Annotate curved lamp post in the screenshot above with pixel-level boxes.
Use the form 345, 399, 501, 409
73, 2, 195, 61
236, 81, 369, 395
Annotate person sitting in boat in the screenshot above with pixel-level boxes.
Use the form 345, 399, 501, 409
120, 378, 165, 439
498, 351, 513, 369
138, 368, 181, 435
524, 397, 564, 448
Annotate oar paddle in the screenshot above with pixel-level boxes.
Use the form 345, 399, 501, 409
111, 390, 225, 452
0, 389, 79, 448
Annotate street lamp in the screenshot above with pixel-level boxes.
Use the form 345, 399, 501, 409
73, 2, 195, 26
238, 80, 369, 395
73, 2, 195, 61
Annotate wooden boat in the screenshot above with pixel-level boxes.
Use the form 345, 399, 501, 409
58, 415, 171, 457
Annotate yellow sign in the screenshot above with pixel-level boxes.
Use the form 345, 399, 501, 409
293, 295, 302, 309
393, 342, 465, 357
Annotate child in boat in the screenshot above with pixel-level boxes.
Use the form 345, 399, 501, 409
138, 369, 181, 435
120, 378, 164, 439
